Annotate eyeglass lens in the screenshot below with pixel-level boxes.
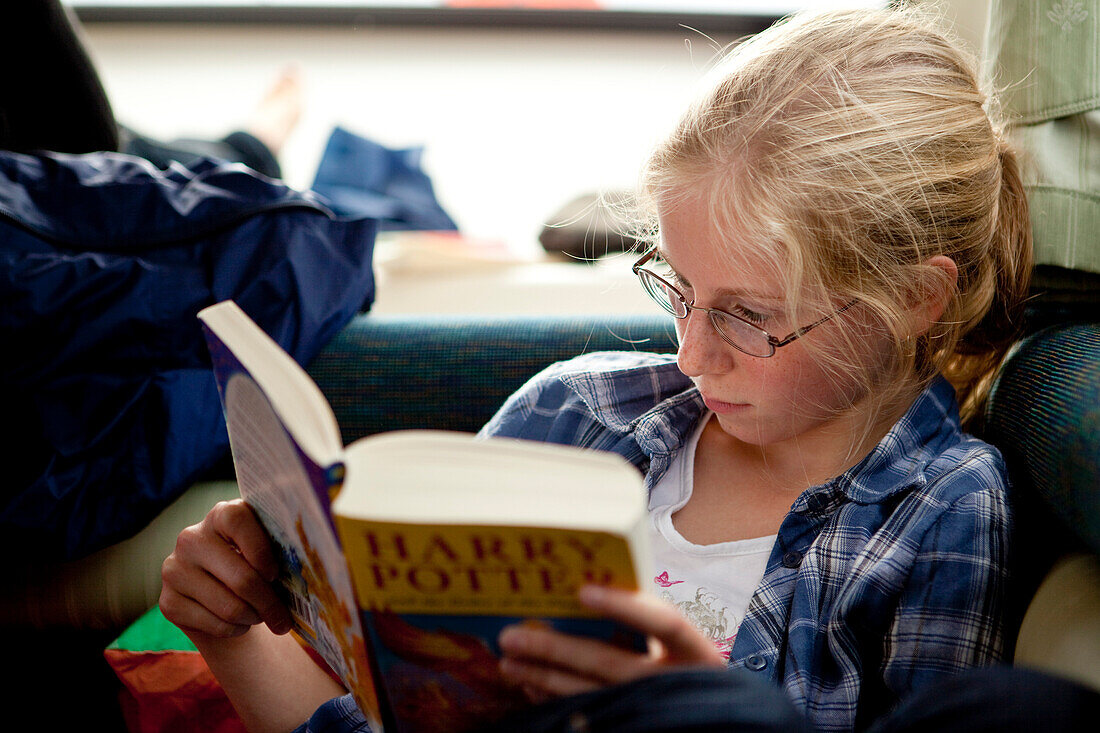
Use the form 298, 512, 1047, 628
638, 270, 686, 317
637, 269, 773, 357
706, 310, 773, 357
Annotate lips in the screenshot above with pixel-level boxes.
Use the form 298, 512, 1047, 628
702, 394, 749, 413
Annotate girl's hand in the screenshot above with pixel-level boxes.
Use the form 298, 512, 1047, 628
159, 499, 294, 641
497, 584, 726, 701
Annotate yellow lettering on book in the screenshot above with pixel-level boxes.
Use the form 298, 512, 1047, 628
335, 520, 638, 617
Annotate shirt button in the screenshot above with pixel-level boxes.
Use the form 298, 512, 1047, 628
782, 551, 803, 568
745, 654, 767, 671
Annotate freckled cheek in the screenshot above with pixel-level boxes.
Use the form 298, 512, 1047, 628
756, 353, 839, 409
783, 354, 865, 413
757, 361, 803, 405
721, 359, 783, 401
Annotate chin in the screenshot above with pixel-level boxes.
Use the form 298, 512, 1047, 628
712, 413, 782, 446
712, 410, 832, 449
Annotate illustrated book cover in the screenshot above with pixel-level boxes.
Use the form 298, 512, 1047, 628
197, 299, 652, 733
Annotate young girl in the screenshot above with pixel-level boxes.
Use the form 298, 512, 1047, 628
158, 7, 1031, 732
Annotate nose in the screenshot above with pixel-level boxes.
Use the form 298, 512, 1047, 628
676, 308, 735, 378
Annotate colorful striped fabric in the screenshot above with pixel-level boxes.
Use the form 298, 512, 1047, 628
104, 607, 245, 733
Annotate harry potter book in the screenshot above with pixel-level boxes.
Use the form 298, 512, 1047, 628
197, 300, 651, 733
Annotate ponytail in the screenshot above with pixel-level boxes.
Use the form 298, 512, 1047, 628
945, 138, 1033, 426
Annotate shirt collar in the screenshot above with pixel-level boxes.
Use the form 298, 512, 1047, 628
559, 354, 702, 453
562, 357, 964, 507
806, 376, 964, 508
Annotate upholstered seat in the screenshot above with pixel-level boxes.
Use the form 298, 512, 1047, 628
985, 322, 1100, 688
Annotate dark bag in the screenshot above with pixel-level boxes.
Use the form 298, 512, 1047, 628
0, 150, 377, 560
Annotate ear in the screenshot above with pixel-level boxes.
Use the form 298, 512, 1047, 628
908, 255, 958, 335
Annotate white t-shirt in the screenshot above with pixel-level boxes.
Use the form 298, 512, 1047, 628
646, 413, 776, 658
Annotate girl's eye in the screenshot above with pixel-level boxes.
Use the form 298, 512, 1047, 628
653, 258, 677, 280
654, 260, 693, 296
729, 303, 768, 326
671, 276, 695, 300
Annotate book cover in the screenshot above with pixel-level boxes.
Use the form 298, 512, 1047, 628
333, 431, 650, 732
199, 300, 650, 733
200, 304, 384, 730
337, 519, 645, 732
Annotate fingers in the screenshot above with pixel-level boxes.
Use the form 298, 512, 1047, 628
158, 582, 255, 639
160, 500, 293, 638
521, 684, 553, 706
502, 622, 650, 674
578, 585, 725, 666
208, 499, 282, 583
500, 655, 603, 699
497, 586, 727, 699
498, 624, 653, 698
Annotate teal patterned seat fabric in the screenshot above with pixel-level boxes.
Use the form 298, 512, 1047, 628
307, 314, 675, 446
985, 322, 1100, 643
986, 323, 1100, 557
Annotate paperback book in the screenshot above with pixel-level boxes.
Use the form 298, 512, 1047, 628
198, 300, 652, 733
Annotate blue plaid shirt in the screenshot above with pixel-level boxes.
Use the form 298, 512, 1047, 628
295, 352, 1010, 733
478, 352, 1010, 732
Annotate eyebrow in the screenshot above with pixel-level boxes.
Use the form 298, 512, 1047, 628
655, 246, 785, 304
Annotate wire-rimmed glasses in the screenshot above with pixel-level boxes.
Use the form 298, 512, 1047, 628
632, 248, 858, 358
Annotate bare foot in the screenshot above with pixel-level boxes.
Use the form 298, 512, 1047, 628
246, 66, 303, 155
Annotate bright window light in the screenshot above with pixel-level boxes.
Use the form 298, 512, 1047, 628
63, 1, 888, 13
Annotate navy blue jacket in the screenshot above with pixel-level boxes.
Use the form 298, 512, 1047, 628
0, 151, 377, 560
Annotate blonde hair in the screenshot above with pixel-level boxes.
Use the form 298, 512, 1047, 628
640, 6, 1032, 426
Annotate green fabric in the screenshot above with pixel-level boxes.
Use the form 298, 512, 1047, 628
107, 605, 196, 653
307, 314, 674, 445
1027, 182, 1100, 270
986, 0, 1100, 274
986, 0, 1100, 122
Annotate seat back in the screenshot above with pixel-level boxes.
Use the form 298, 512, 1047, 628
308, 313, 676, 445
984, 322, 1100, 674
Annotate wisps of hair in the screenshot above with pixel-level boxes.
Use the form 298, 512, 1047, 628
638, 5, 1032, 427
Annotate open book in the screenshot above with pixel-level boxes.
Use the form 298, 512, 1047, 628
197, 300, 651, 733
